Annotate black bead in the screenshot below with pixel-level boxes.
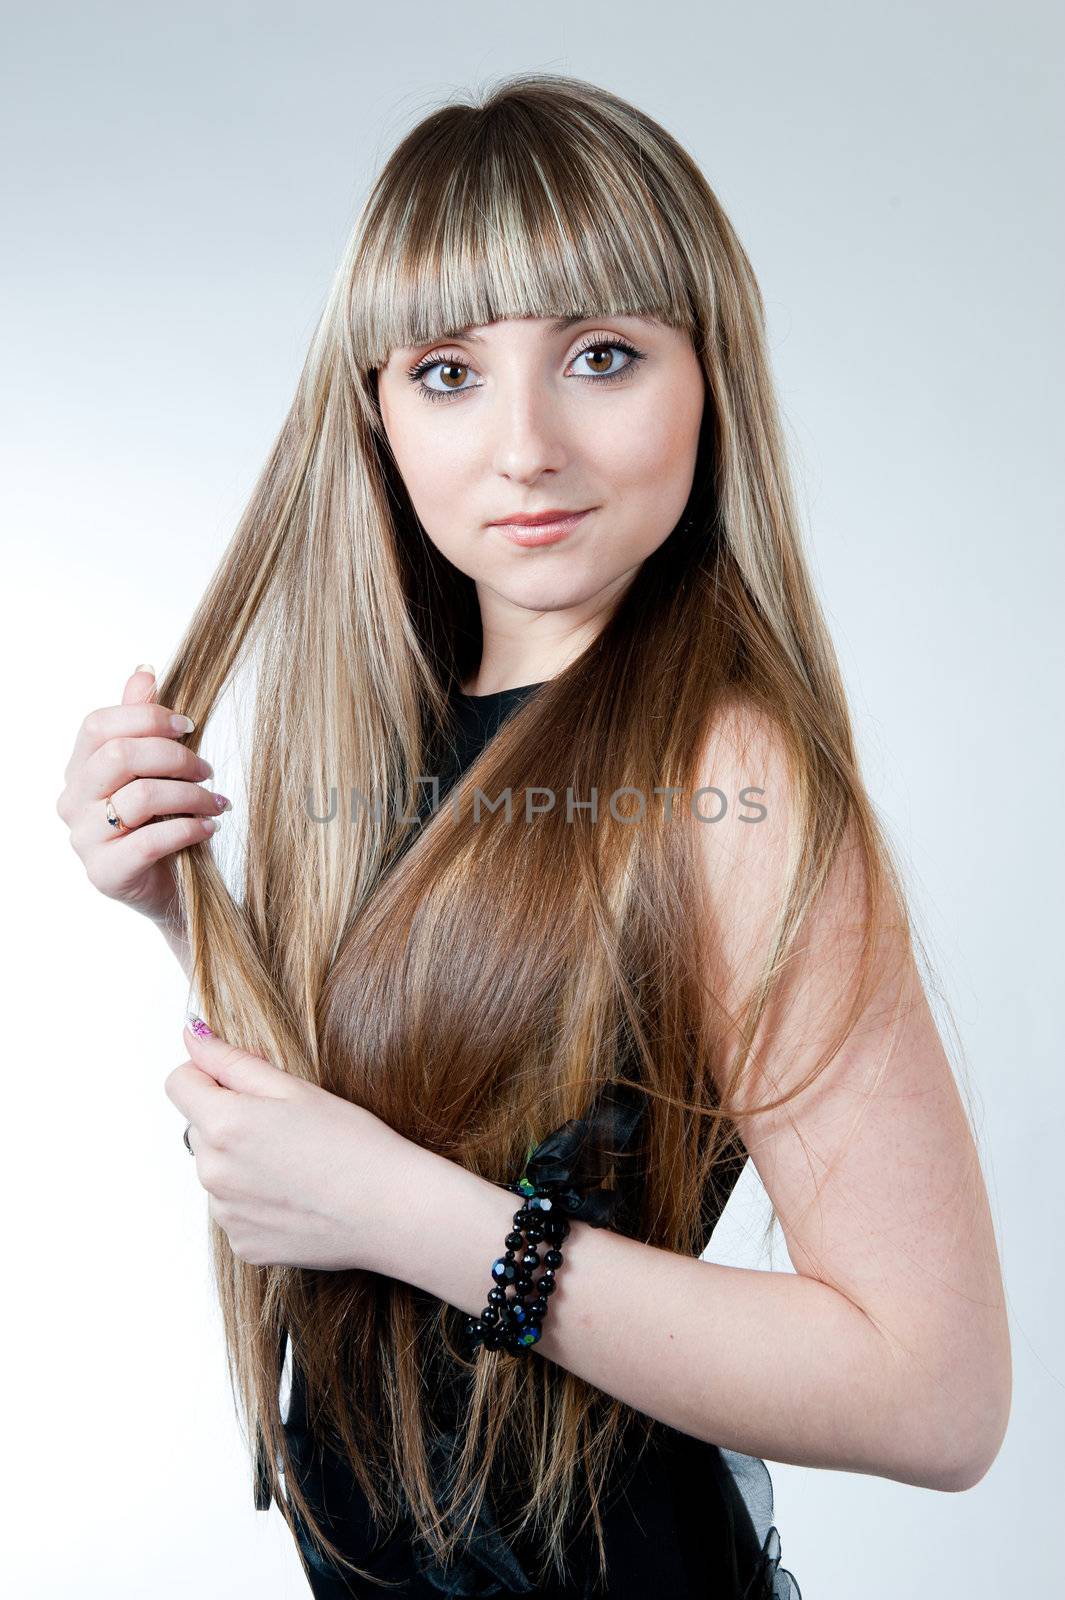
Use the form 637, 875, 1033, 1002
481, 1162, 586, 1356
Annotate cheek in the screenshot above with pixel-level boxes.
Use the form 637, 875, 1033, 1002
597, 384, 703, 521
394, 421, 465, 503
380, 379, 466, 497
385, 414, 474, 552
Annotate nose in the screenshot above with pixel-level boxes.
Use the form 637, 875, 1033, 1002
489, 373, 569, 483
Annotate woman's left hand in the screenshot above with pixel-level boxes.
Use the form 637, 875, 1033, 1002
165, 1020, 416, 1272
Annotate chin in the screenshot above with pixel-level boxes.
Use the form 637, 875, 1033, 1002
494, 565, 618, 613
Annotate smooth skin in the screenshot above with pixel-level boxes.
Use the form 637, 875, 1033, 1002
59, 315, 1011, 1496
376, 313, 705, 692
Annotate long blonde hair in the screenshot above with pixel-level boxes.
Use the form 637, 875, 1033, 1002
158, 71, 927, 1588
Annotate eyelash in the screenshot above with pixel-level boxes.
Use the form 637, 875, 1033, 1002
406, 334, 646, 404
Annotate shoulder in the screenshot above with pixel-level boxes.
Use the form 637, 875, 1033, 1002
689, 693, 820, 995
692, 691, 800, 878
687, 691, 895, 1116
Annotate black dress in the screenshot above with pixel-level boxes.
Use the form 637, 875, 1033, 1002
274, 682, 802, 1599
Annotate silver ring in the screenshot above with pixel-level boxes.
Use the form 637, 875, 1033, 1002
183, 1122, 194, 1154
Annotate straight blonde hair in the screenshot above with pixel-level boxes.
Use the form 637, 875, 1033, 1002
157, 71, 934, 1589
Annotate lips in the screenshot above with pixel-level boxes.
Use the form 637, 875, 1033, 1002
490, 509, 591, 547
489, 508, 590, 526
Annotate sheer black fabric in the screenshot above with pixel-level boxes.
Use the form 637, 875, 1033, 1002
281, 1370, 799, 1597
269, 681, 801, 1597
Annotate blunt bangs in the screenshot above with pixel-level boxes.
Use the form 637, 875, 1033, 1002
347, 100, 697, 371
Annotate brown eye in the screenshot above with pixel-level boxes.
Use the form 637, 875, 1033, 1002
408, 353, 478, 402
569, 339, 644, 383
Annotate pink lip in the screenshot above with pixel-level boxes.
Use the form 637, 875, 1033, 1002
490, 508, 592, 547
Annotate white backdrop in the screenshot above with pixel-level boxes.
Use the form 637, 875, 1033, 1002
3, 3, 1061, 1594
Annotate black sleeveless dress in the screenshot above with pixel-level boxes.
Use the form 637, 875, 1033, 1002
275, 682, 802, 1599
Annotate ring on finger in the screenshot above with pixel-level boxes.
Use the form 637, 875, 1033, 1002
104, 795, 129, 833
183, 1122, 194, 1154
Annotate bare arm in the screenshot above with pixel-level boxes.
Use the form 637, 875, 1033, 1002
378, 1148, 980, 1488
366, 705, 1011, 1493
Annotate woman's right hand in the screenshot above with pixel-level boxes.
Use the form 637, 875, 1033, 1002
55, 664, 231, 929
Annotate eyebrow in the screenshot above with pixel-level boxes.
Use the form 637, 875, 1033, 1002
404, 312, 660, 350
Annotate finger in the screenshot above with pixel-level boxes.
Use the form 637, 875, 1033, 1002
164, 1059, 230, 1122
65, 697, 198, 781
70, 735, 213, 811
125, 664, 156, 706
69, 663, 158, 778
70, 777, 230, 848
183, 1022, 283, 1096
75, 814, 222, 893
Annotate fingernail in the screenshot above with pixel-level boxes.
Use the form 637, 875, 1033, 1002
201, 816, 221, 833
170, 713, 196, 733
187, 1015, 215, 1038
212, 792, 231, 812
135, 662, 155, 675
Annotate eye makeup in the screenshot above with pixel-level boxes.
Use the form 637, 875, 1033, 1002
405, 333, 647, 405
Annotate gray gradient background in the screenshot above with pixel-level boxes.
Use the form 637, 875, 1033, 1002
3, 3, 1061, 1595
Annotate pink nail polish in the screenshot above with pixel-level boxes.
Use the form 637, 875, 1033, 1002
187, 1016, 215, 1039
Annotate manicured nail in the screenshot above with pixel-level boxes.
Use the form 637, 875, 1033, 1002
212, 792, 231, 812
187, 1016, 215, 1039
170, 713, 196, 733
201, 816, 221, 833
135, 663, 155, 675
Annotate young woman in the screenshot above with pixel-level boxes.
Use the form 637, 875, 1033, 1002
56, 73, 1010, 1598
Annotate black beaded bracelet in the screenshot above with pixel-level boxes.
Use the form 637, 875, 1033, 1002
463, 1086, 644, 1358
464, 1168, 574, 1355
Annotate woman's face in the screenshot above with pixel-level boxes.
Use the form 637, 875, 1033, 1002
376, 313, 705, 669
